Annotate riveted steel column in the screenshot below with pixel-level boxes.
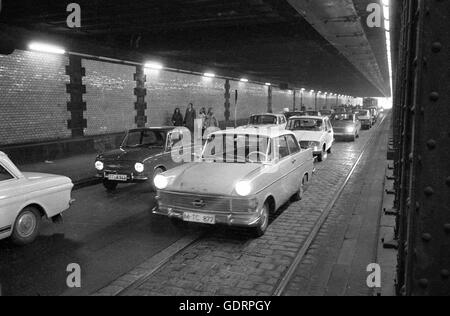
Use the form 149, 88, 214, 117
394, 0, 417, 295
134, 66, 147, 128
404, 0, 450, 296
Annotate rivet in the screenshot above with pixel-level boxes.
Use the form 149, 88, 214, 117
441, 270, 450, 279
430, 92, 439, 101
431, 42, 442, 53
424, 186, 434, 196
419, 279, 429, 288
422, 233, 432, 242
426, 139, 437, 150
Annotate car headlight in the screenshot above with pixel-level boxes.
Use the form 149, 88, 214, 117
134, 163, 145, 173
235, 180, 252, 197
95, 161, 104, 171
154, 174, 169, 190
346, 126, 355, 133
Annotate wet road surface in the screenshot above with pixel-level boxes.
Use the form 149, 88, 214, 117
0, 182, 189, 296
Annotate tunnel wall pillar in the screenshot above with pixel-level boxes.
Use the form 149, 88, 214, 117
66, 55, 87, 137
134, 66, 148, 128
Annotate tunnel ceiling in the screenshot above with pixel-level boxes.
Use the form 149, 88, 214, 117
0, 0, 390, 97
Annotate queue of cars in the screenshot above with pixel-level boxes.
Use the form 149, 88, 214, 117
0, 107, 378, 245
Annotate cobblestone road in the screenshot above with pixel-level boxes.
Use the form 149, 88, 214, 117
97, 114, 390, 296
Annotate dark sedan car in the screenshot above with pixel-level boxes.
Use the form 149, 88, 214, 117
94, 127, 191, 191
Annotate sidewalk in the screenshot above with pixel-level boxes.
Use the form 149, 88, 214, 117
18, 153, 100, 188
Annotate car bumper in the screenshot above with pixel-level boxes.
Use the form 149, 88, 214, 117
96, 173, 148, 182
334, 132, 355, 138
153, 205, 263, 228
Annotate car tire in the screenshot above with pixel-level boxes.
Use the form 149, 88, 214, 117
317, 146, 327, 162
151, 167, 165, 191
11, 207, 42, 246
292, 175, 306, 202
103, 180, 118, 191
327, 146, 332, 154
252, 202, 270, 237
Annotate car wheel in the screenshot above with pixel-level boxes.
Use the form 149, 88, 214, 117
103, 180, 118, 191
252, 202, 270, 237
292, 175, 306, 202
327, 146, 332, 154
152, 168, 165, 191
317, 146, 327, 162
11, 207, 42, 246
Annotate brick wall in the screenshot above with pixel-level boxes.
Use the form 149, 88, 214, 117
0, 50, 70, 145
0, 49, 301, 148
83, 59, 136, 135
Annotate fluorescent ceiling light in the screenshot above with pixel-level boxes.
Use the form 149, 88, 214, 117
240, 78, 249, 82
265, 83, 271, 86
145, 62, 164, 70
28, 42, 66, 55
204, 73, 215, 78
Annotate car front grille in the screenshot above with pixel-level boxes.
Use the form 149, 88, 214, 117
158, 191, 254, 213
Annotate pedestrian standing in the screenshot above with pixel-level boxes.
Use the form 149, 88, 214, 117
205, 107, 218, 128
199, 107, 207, 135
183, 103, 197, 133
172, 108, 184, 127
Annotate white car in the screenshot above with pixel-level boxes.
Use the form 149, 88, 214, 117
240, 113, 287, 130
154, 128, 314, 237
286, 116, 334, 162
0, 152, 74, 245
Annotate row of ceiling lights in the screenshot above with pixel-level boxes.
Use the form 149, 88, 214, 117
27, 42, 355, 98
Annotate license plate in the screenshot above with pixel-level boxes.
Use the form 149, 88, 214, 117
107, 174, 128, 181
183, 212, 216, 225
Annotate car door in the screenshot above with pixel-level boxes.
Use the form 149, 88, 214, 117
0, 162, 20, 234
273, 136, 294, 203
286, 134, 303, 194
325, 118, 334, 149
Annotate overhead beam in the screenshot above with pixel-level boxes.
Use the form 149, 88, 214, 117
286, 0, 390, 97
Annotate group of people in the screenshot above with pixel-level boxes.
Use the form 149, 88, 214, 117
171, 103, 219, 134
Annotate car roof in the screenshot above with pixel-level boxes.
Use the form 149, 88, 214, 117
250, 113, 284, 117
212, 127, 295, 138
288, 116, 325, 120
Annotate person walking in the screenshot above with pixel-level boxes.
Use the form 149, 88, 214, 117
171, 108, 184, 127
183, 103, 196, 133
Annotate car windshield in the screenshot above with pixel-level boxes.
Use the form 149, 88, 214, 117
249, 115, 277, 125
322, 110, 332, 115
122, 130, 166, 148
358, 110, 369, 116
332, 114, 354, 121
202, 134, 270, 163
287, 118, 324, 131
306, 111, 320, 116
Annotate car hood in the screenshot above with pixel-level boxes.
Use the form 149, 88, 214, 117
98, 147, 164, 162
165, 162, 263, 196
290, 131, 324, 142
22, 172, 73, 188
